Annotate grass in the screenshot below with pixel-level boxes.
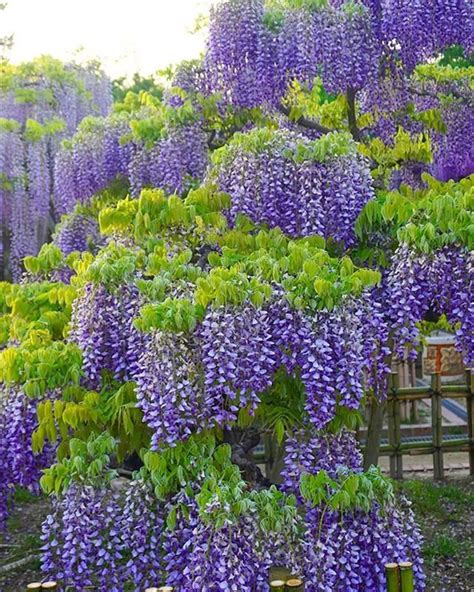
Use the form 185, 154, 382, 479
399, 478, 474, 588
398, 479, 474, 520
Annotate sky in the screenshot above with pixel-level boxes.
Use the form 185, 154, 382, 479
0, 0, 216, 79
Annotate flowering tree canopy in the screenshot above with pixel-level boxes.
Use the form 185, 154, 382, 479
0, 1, 473, 590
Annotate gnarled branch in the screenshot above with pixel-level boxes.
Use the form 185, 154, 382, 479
277, 103, 335, 135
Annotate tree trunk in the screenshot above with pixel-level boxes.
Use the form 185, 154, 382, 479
363, 397, 386, 469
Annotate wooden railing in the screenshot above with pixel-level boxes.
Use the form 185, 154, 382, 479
379, 370, 474, 480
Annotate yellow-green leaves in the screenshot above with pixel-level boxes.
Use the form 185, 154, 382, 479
356, 174, 474, 253
137, 299, 204, 333
195, 267, 272, 309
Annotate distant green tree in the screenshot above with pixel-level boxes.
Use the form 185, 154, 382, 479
112, 72, 164, 103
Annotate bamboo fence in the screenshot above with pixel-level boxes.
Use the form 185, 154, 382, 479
381, 370, 473, 480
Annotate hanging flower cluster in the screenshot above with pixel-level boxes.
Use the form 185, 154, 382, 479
0, 387, 56, 529
388, 244, 474, 364
204, 0, 473, 108
282, 429, 426, 591
53, 114, 209, 215
211, 128, 375, 248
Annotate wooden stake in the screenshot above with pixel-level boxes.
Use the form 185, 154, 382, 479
385, 562, 399, 592
431, 372, 444, 480
387, 374, 397, 478
26, 585, 42, 591
399, 561, 414, 592
466, 369, 474, 476
270, 580, 286, 591
41, 584, 58, 590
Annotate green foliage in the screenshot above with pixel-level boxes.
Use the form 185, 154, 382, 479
300, 466, 394, 514
213, 127, 356, 168
360, 127, 433, 181
355, 174, 474, 255
142, 433, 300, 533
112, 72, 164, 104
40, 432, 117, 494
33, 381, 148, 461
137, 298, 205, 333
24, 117, 66, 142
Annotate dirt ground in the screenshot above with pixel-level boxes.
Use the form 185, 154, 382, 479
1, 479, 473, 591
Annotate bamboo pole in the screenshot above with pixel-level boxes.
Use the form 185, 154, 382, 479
466, 369, 474, 476
431, 372, 444, 480
270, 580, 286, 591
399, 561, 414, 592
385, 563, 399, 592
286, 578, 304, 590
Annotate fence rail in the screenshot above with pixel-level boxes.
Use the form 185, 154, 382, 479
380, 370, 473, 480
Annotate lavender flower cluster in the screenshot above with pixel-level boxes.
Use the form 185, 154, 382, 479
212, 129, 375, 248
204, 0, 473, 108
40, 437, 425, 592
69, 282, 144, 389
388, 245, 474, 364
205, 0, 381, 107
132, 293, 389, 447
53, 211, 103, 257
0, 387, 55, 529
283, 429, 426, 591
53, 115, 209, 217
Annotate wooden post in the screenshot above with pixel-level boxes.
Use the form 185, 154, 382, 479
385, 563, 399, 592
431, 372, 444, 481
393, 373, 403, 479
387, 373, 397, 479
466, 369, 474, 476
26, 585, 42, 591
399, 562, 414, 592
270, 581, 286, 591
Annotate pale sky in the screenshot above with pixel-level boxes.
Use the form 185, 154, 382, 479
0, 0, 216, 79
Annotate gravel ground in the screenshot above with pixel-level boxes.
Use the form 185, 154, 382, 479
1, 479, 472, 591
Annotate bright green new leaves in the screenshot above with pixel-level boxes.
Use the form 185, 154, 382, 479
137, 299, 205, 333
213, 127, 356, 167
24, 244, 65, 276
96, 186, 381, 326
24, 117, 66, 142
142, 433, 300, 533
360, 127, 433, 183
33, 381, 148, 462
40, 432, 118, 494
195, 268, 273, 308
300, 465, 394, 515
356, 174, 474, 254
0, 338, 82, 396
